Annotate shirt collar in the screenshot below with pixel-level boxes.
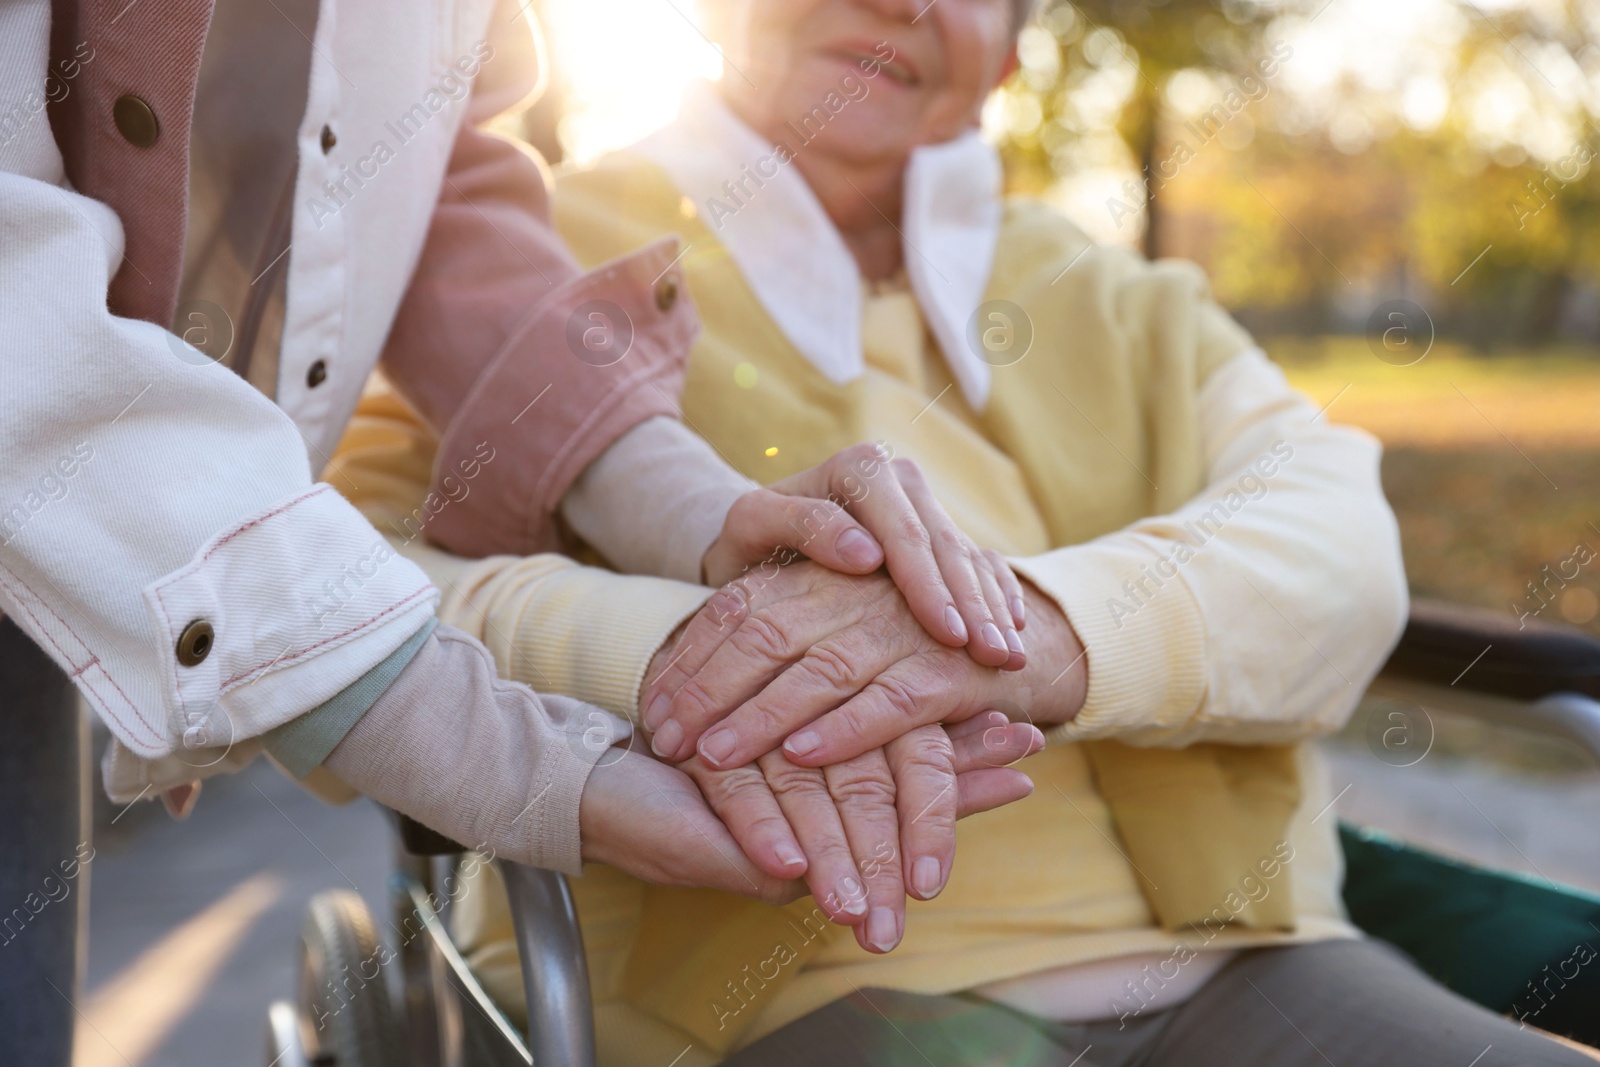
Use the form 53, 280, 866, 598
634, 82, 1003, 410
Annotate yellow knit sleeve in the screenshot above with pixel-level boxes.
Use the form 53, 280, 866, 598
1009, 543, 1209, 743
1106, 252, 1257, 390
1194, 296, 1258, 385
409, 540, 711, 721
1011, 348, 1404, 748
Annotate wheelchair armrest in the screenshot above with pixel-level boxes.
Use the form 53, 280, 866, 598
1380, 597, 1600, 700
498, 862, 597, 1067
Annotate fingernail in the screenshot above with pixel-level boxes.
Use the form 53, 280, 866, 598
699, 728, 738, 766
644, 693, 670, 730
837, 876, 868, 915
1010, 596, 1026, 625
944, 605, 968, 643
776, 843, 806, 871
867, 906, 900, 951
1004, 628, 1024, 655
912, 856, 943, 899
649, 718, 683, 759
784, 730, 821, 757
981, 621, 1007, 653
836, 528, 882, 569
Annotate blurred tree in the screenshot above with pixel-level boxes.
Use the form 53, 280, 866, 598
997, 0, 1600, 344
1008, 0, 1293, 256
1407, 0, 1600, 344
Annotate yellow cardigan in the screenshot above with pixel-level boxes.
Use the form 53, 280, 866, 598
331, 152, 1404, 1064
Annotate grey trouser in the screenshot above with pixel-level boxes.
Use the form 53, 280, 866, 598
0, 616, 86, 1067
722, 939, 1599, 1067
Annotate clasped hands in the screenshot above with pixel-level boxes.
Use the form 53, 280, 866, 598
581, 446, 1087, 956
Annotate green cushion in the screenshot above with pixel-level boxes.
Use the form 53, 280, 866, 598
1340, 822, 1600, 1041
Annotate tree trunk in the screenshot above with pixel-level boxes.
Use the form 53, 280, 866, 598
1526, 270, 1569, 345
1139, 92, 1162, 260
1121, 74, 1163, 259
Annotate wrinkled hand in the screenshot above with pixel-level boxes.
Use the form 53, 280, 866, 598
678, 716, 1043, 953
577, 714, 1042, 947
643, 561, 1088, 771
701, 446, 1027, 670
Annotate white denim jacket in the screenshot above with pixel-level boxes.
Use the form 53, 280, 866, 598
0, 0, 503, 771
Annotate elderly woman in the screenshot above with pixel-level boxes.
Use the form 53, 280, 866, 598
333, 0, 1599, 1064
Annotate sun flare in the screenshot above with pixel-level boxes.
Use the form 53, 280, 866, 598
541, 0, 724, 164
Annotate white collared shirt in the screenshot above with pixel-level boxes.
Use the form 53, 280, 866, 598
635, 82, 1005, 410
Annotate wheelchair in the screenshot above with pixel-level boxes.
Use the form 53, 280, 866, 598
263, 598, 1600, 1067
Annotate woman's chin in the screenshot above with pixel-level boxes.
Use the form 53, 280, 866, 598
796, 109, 923, 166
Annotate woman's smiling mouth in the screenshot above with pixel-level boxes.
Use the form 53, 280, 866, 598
823, 43, 920, 87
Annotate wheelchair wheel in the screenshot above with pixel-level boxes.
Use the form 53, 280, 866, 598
297, 890, 402, 1067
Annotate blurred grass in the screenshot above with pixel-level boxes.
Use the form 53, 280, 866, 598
1268, 337, 1600, 636
1270, 336, 1600, 450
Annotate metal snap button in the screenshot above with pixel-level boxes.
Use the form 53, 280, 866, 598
176, 619, 214, 667
307, 359, 328, 388
654, 274, 679, 313
113, 94, 160, 148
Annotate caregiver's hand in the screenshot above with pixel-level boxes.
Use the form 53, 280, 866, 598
644, 562, 1088, 771
702, 446, 1026, 670
677, 716, 1043, 954
578, 737, 801, 905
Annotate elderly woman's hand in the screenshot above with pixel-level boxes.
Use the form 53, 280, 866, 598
642, 560, 1088, 771
676, 715, 1042, 952
701, 448, 1027, 671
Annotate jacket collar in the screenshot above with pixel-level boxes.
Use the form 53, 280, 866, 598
634, 82, 1003, 409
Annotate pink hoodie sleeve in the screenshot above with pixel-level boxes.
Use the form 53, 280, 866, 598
379, 10, 697, 558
